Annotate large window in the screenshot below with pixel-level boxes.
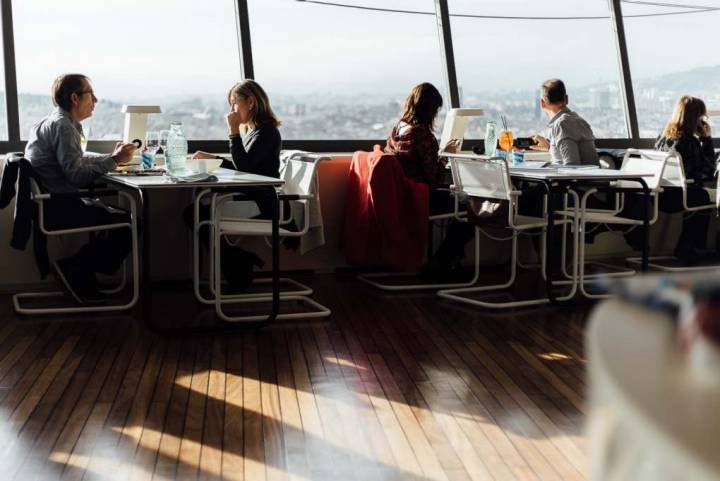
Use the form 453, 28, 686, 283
14, 0, 241, 140
0, 6, 6, 140
449, 0, 628, 139
622, 1, 720, 138
248, 0, 447, 140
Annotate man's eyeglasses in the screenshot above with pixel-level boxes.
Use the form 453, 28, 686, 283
76, 90, 95, 97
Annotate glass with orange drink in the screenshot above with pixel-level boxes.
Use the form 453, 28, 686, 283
498, 129, 514, 157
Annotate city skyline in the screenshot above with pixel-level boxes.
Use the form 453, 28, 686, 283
8, 60, 719, 142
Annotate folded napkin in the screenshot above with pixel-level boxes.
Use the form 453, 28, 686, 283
169, 173, 218, 183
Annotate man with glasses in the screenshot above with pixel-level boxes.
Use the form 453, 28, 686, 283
24, 73, 136, 303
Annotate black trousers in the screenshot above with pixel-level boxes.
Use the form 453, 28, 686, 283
623, 186, 710, 251
182, 190, 296, 287
43, 197, 132, 275
429, 188, 476, 264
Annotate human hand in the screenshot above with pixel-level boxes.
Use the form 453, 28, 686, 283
226, 111, 242, 135
192, 151, 215, 160
698, 119, 712, 138
112, 142, 137, 165
530, 135, 549, 151
442, 138, 460, 153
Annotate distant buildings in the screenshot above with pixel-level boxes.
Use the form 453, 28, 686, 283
8, 74, 720, 141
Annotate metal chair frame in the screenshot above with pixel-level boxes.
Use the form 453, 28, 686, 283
13, 176, 139, 315
558, 149, 668, 298
437, 157, 579, 309
193, 155, 331, 321
627, 150, 718, 272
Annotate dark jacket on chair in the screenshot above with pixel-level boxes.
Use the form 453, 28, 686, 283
0, 154, 50, 278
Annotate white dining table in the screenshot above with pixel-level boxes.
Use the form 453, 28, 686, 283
442, 152, 655, 303
102, 167, 284, 333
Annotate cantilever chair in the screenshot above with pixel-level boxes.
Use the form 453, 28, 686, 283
356, 187, 482, 292
356, 149, 478, 292
193, 153, 331, 322
6, 155, 139, 315
559, 149, 668, 298
437, 157, 579, 309
626, 150, 718, 272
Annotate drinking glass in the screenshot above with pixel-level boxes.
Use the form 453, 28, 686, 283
159, 129, 170, 168
499, 130, 514, 158
146, 131, 160, 154
142, 131, 160, 169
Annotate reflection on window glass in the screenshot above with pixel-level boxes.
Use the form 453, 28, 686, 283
248, 0, 447, 140
14, 0, 240, 140
450, 0, 628, 139
623, 1, 720, 138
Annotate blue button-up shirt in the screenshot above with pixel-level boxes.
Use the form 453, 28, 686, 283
24, 108, 116, 193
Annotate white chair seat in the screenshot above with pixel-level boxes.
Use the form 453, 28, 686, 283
219, 219, 296, 236
556, 210, 640, 225
513, 214, 546, 229
514, 214, 573, 230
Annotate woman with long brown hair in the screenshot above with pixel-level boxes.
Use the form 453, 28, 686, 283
385, 82, 457, 187
657, 95, 716, 184
649, 95, 717, 260
625, 95, 717, 263
385, 83, 469, 277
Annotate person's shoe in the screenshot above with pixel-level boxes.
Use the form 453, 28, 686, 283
53, 259, 105, 304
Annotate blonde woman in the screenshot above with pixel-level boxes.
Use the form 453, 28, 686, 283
193, 79, 282, 181
656, 95, 715, 185
654, 95, 717, 260
624, 95, 718, 260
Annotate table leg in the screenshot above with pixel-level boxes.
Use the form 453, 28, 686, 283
640, 178, 650, 272
270, 186, 280, 320
544, 181, 558, 304
140, 186, 280, 334
140, 190, 153, 330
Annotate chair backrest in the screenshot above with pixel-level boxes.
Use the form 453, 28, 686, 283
279, 155, 321, 196
658, 150, 687, 188
449, 157, 512, 200
620, 149, 670, 190
3, 153, 44, 197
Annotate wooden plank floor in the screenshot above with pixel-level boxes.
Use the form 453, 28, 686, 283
0, 275, 590, 480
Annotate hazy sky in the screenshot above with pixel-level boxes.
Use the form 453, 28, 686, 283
12, 0, 720, 101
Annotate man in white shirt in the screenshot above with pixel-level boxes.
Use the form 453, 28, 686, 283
531, 79, 599, 166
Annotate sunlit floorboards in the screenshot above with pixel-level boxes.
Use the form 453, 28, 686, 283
0, 274, 589, 480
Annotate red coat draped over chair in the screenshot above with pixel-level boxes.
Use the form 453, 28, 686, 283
343, 146, 429, 271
